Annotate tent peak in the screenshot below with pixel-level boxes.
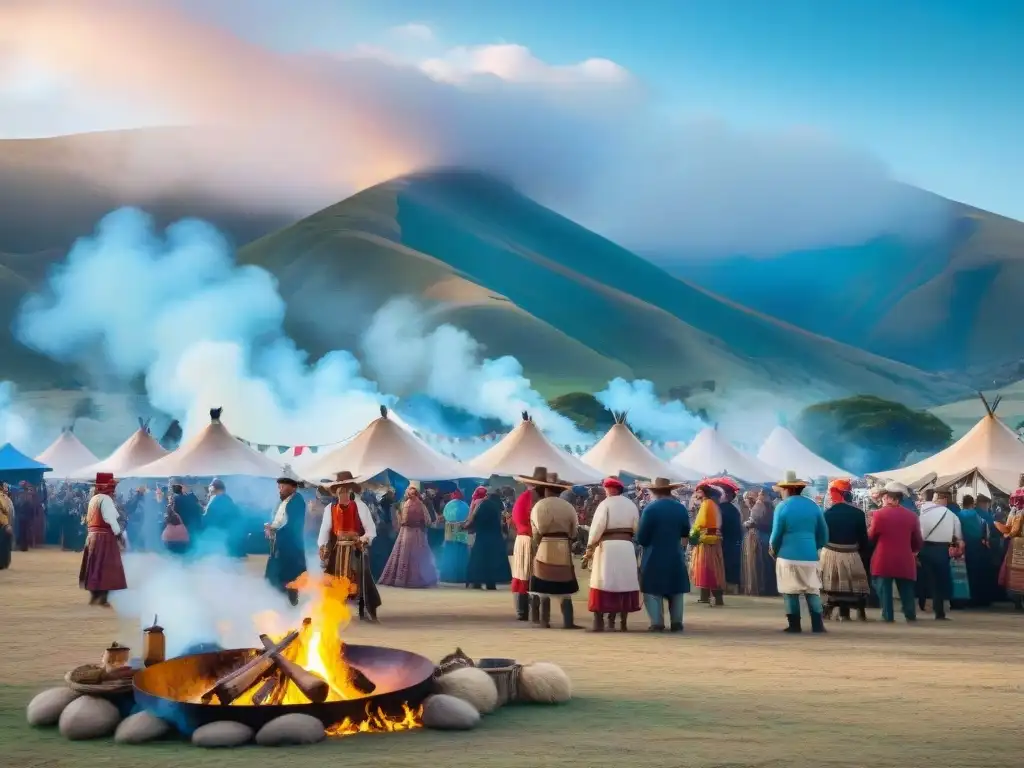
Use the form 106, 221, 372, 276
137, 416, 151, 434
209, 407, 223, 423
612, 410, 628, 425
521, 410, 532, 422
380, 404, 389, 419
977, 391, 1002, 417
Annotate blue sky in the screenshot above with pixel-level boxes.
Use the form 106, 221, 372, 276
185, 0, 1022, 220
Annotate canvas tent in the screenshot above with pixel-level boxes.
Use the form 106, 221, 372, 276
132, 408, 288, 479
671, 426, 782, 484
74, 419, 170, 479
583, 415, 701, 481
757, 426, 853, 479
0, 443, 51, 485
36, 428, 98, 478
469, 412, 604, 484
869, 394, 1024, 495
304, 406, 475, 482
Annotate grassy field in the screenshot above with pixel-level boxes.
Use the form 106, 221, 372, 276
1, 550, 1020, 768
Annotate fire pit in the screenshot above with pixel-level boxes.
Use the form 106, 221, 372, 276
134, 643, 435, 735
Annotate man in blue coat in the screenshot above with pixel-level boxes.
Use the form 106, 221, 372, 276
265, 477, 307, 606
636, 477, 691, 632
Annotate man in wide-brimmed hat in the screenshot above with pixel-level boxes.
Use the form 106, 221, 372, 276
265, 476, 307, 606
636, 477, 691, 631
510, 466, 551, 622
868, 481, 923, 622
78, 472, 127, 607
820, 478, 871, 622
583, 477, 641, 632
317, 471, 381, 622
522, 469, 581, 629
769, 470, 828, 633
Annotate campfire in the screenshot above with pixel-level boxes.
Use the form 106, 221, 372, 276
133, 573, 436, 737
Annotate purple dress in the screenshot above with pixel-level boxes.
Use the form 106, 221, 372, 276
378, 497, 439, 588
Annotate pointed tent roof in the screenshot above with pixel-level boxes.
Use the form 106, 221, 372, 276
671, 426, 782, 484
132, 408, 288, 479
73, 419, 170, 479
35, 428, 98, 477
304, 406, 476, 482
870, 395, 1024, 494
757, 426, 854, 479
582, 419, 702, 481
0, 443, 51, 473
469, 412, 604, 484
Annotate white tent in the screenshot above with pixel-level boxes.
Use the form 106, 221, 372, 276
583, 418, 701, 481
757, 426, 853, 479
469, 412, 604, 484
304, 406, 475, 482
869, 394, 1024, 494
36, 428, 98, 478
132, 408, 288, 479
671, 426, 782, 484
73, 420, 170, 479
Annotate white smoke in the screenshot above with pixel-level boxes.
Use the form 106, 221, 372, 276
0, 381, 33, 448
595, 378, 705, 441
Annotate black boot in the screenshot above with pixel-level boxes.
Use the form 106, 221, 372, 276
88, 591, 99, 606
605, 613, 615, 630
838, 605, 851, 621
97, 591, 111, 608
515, 593, 529, 621
697, 588, 710, 603
823, 604, 834, 621
539, 597, 552, 628
783, 614, 802, 633
669, 622, 684, 633
810, 612, 826, 633
712, 590, 724, 606
618, 612, 628, 632
560, 599, 581, 630
358, 597, 366, 621
529, 595, 541, 625
589, 613, 604, 632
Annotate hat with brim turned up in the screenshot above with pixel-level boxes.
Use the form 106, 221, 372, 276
513, 466, 571, 489
773, 470, 809, 491
327, 470, 362, 494
642, 476, 686, 491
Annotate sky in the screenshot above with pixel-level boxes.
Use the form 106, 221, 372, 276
2, 0, 1021, 221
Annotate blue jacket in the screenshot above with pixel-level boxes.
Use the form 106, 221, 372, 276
636, 497, 691, 596
769, 495, 828, 562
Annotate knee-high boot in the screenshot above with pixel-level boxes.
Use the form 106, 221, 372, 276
529, 595, 541, 625
697, 588, 710, 603
539, 597, 552, 628
514, 593, 529, 621
618, 612, 628, 631
589, 612, 604, 632
560, 599, 581, 630
712, 590, 724, 606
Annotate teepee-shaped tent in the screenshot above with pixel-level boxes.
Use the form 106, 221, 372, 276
672, 426, 782, 484
583, 413, 701, 481
36, 427, 98, 478
870, 393, 1024, 494
132, 408, 288, 479
73, 418, 170, 479
304, 406, 475, 482
470, 412, 604, 484
757, 426, 853, 479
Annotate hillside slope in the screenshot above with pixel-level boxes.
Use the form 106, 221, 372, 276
667, 196, 1024, 373
238, 170, 968, 406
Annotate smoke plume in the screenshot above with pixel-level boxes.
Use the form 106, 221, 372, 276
0, 381, 33, 447
595, 378, 705, 441
0, 0, 948, 257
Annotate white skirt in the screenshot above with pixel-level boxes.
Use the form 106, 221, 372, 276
775, 557, 822, 595
589, 540, 640, 593
512, 534, 533, 582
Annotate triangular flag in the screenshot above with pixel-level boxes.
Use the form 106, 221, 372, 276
294, 446, 305, 457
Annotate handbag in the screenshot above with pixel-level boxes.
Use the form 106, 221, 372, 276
161, 512, 190, 544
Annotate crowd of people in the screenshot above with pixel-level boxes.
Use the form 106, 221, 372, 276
5, 464, 1022, 637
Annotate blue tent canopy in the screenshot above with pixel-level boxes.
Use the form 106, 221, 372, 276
0, 443, 51, 472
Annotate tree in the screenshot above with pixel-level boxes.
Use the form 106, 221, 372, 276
548, 392, 616, 433
793, 395, 952, 475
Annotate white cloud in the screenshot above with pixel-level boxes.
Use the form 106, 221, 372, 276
0, 0, 949, 256
388, 22, 435, 44
420, 44, 633, 87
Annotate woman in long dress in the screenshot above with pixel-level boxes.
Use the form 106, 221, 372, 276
378, 485, 439, 588
995, 488, 1024, 610
438, 490, 471, 584
464, 488, 512, 590
741, 489, 778, 596
690, 483, 727, 606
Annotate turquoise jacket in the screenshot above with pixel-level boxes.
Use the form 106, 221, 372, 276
769, 495, 828, 562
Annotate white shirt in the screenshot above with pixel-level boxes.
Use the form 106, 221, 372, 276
317, 497, 377, 547
269, 493, 294, 531
88, 494, 122, 536
918, 502, 962, 543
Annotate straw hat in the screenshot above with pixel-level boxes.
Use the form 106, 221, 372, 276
882, 480, 910, 496
327, 470, 362, 493
642, 477, 686, 491
773, 470, 809, 491
513, 466, 571, 489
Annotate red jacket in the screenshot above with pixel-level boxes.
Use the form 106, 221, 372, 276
511, 490, 534, 536
868, 504, 923, 580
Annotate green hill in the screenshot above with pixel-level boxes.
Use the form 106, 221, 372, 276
237, 170, 969, 407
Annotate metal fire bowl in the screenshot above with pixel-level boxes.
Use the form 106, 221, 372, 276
133, 644, 436, 734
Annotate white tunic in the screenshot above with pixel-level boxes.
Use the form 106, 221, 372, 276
87, 494, 122, 536
586, 495, 640, 593
316, 498, 377, 547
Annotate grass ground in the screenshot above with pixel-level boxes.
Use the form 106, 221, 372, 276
1, 550, 1019, 768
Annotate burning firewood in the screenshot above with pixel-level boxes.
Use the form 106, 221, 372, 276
250, 670, 286, 706
346, 666, 377, 696
258, 634, 330, 704
200, 629, 300, 705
